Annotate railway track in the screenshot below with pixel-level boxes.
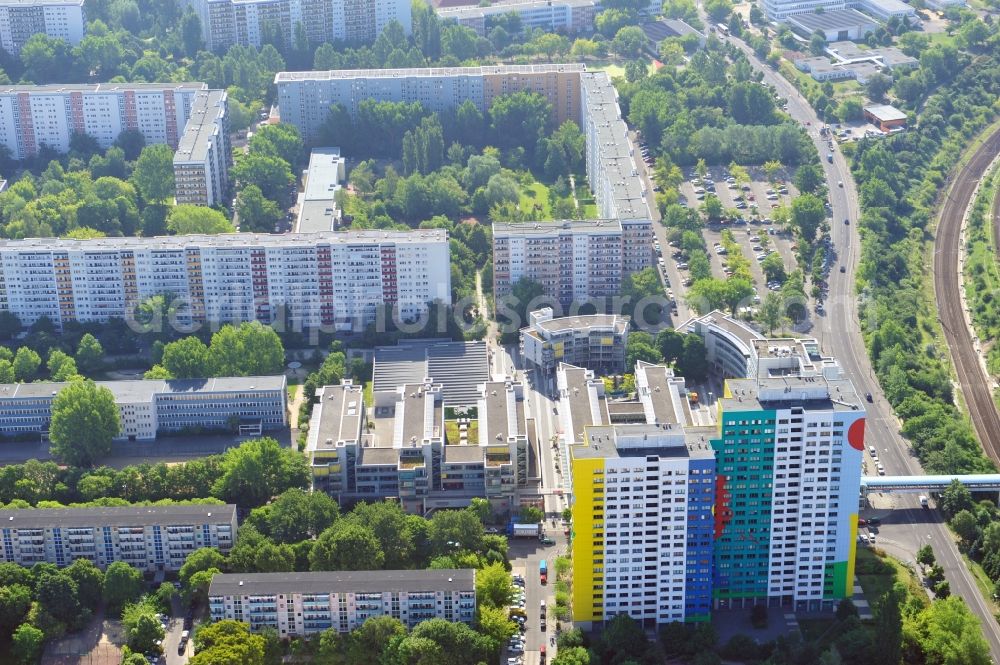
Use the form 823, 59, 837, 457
933, 127, 1000, 465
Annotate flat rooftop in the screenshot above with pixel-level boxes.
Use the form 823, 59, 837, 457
722, 375, 862, 412
209, 569, 475, 597
864, 104, 907, 122
0, 376, 286, 403
559, 363, 609, 445
438, 0, 597, 16
309, 384, 364, 451
174, 90, 226, 165
641, 18, 705, 42
481, 381, 525, 445
535, 314, 627, 334
493, 219, 623, 237
275, 63, 587, 83
0, 0, 84, 5
681, 310, 764, 350
298, 148, 344, 233
787, 8, 876, 32
635, 361, 690, 426
0, 82, 206, 94
0, 229, 448, 252
573, 423, 713, 460
0, 504, 236, 529
372, 340, 488, 407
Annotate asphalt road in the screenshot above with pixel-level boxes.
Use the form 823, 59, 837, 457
726, 30, 1000, 661
933, 129, 1000, 464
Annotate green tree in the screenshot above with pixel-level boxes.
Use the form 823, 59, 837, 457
489, 91, 553, 158
344, 615, 406, 664
701, 194, 724, 221
37, 571, 81, 626
75, 333, 104, 373
865, 73, 892, 103
179, 547, 226, 588
310, 522, 385, 571
190, 620, 266, 665
950, 509, 980, 546
0, 584, 31, 633
103, 561, 143, 617
187, 568, 220, 607
65, 558, 104, 608
611, 26, 647, 58
232, 153, 295, 205
478, 605, 517, 650
429, 508, 485, 553
622, 267, 665, 325
122, 600, 165, 653
13, 347, 40, 382
11, 623, 44, 665
249, 124, 304, 167
917, 545, 936, 567
761, 252, 787, 284
476, 562, 514, 608
940, 479, 974, 517
209, 322, 285, 376
161, 336, 212, 379
212, 437, 309, 508
236, 185, 284, 233
47, 349, 78, 381
626, 332, 665, 369
48, 380, 120, 466
552, 646, 592, 665
758, 291, 787, 335
676, 335, 710, 382
790, 193, 826, 242
704, 0, 734, 21
130, 144, 175, 203
167, 205, 234, 235
247, 488, 339, 544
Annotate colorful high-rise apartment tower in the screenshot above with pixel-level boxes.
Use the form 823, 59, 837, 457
568, 361, 716, 628
712, 338, 865, 612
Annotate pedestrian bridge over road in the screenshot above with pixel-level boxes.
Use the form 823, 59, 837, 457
861, 474, 1000, 494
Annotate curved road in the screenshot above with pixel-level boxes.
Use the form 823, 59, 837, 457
726, 34, 1000, 661
934, 129, 1000, 464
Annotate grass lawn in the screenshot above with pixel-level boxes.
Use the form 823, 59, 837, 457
856, 547, 928, 608
589, 59, 656, 80
962, 554, 999, 609
444, 419, 479, 444
363, 380, 373, 408
520, 182, 552, 219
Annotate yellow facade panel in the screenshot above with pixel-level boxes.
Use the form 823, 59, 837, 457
571, 456, 604, 623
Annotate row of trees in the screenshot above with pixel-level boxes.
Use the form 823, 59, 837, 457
624, 328, 710, 383
0, 436, 308, 506
0, 557, 169, 664
145, 321, 285, 379
851, 45, 1000, 475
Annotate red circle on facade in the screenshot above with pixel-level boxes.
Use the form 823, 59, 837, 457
848, 418, 866, 451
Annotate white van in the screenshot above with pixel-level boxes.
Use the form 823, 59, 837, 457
919, 495, 929, 508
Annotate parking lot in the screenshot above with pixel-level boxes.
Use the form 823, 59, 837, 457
662, 165, 806, 313
507, 531, 564, 665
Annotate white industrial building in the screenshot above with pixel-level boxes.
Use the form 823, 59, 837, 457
209, 569, 476, 637
182, 0, 411, 51
0, 230, 451, 332
0, 0, 85, 54
0, 504, 237, 571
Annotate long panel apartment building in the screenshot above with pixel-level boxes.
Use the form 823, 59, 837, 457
0, 82, 231, 205
492, 219, 652, 307
183, 0, 411, 51
0, 0, 85, 54
0, 376, 287, 441
209, 569, 476, 637
0, 230, 450, 331
566, 343, 867, 626
0, 504, 237, 571
436, 0, 601, 36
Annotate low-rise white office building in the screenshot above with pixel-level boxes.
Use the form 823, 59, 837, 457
0, 0, 85, 54
209, 569, 476, 636
0, 376, 287, 441
0, 504, 237, 571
